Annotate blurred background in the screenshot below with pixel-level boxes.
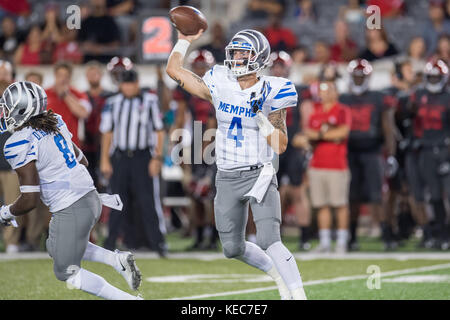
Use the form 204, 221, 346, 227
0, 0, 449, 255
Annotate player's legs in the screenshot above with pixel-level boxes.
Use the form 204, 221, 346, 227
47, 190, 138, 300
250, 179, 306, 300
215, 169, 291, 299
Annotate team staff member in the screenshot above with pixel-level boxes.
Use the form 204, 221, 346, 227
305, 80, 351, 253
100, 69, 167, 257
340, 59, 397, 251
46, 62, 92, 147
410, 59, 450, 250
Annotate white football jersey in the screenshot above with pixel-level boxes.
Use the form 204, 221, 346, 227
4, 114, 95, 212
202, 65, 298, 171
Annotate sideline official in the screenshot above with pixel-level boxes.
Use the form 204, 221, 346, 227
100, 69, 167, 256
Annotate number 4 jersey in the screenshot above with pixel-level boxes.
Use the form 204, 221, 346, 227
3, 114, 95, 213
202, 65, 298, 171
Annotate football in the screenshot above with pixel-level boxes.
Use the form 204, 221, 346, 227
169, 6, 208, 36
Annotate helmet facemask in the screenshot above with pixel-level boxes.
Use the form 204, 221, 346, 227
0, 99, 16, 133
224, 30, 270, 78
225, 44, 260, 77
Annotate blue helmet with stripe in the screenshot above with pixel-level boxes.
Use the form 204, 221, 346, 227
0, 81, 47, 133
224, 29, 271, 77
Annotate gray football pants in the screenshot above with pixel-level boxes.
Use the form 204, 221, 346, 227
214, 168, 282, 258
46, 190, 102, 281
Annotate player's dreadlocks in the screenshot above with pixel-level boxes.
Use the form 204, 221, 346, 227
16, 109, 60, 134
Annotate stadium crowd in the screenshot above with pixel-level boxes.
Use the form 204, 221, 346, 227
0, 0, 449, 255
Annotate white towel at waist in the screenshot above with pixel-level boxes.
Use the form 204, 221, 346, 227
244, 162, 275, 203
98, 193, 123, 211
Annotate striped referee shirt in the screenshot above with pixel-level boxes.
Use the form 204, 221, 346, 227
100, 91, 163, 152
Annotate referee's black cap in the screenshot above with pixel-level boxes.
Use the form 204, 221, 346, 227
119, 69, 139, 83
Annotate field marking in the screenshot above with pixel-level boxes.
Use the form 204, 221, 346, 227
170, 262, 450, 300
2, 251, 450, 261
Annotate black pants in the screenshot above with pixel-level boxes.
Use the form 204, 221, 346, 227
104, 149, 166, 252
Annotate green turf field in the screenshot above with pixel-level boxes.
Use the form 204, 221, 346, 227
1, 233, 450, 300
1, 257, 450, 300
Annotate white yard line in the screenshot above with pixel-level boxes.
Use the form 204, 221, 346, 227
2, 251, 450, 261
170, 262, 450, 300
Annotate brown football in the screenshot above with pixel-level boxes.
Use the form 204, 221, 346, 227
169, 6, 208, 36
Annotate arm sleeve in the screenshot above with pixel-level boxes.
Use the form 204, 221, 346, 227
4, 136, 38, 170
269, 81, 298, 113
99, 102, 114, 133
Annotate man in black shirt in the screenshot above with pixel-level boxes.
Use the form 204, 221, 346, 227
78, 0, 121, 63
340, 59, 397, 251
409, 59, 450, 250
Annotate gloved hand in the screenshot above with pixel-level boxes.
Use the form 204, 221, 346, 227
250, 80, 271, 114
0, 205, 17, 227
385, 156, 399, 178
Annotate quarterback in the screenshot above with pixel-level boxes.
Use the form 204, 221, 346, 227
0, 81, 142, 300
167, 29, 307, 300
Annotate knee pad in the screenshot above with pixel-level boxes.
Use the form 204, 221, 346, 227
256, 218, 281, 250
222, 240, 245, 259
64, 265, 81, 287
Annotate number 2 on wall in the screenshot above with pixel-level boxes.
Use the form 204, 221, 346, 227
54, 134, 76, 169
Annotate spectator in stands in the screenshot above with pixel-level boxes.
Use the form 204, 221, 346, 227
406, 36, 427, 74
293, 0, 317, 23
367, 0, 405, 18
423, 0, 450, 57
359, 27, 399, 61
107, 0, 137, 16
263, 13, 297, 52
339, 0, 365, 24
0, 16, 23, 61
46, 62, 92, 146
305, 79, 351, 253
78, 0, 121, 63
199, 22, 227, 63
312, 41, 331, 64
290, 45, 309, 85
0, 0, 30, 18
431, 34, 450, 64
13, 25, 47, 65
41, 3, 62, 46
246, 0, 286, 19
24, 71, 43, 86
53, 25, 83, 64
330, 20, 358, 63
446, 0, 450, 19
83, 61, 112, 189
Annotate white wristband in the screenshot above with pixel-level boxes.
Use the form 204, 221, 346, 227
171, 39, 191, 58
20, 185, 40, 193
255, 112, 275, 138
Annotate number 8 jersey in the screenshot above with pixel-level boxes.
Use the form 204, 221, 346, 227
202, 65, 298, 171
3, 114, 95, 213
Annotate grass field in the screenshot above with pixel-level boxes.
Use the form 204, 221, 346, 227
1, 232, 450, 300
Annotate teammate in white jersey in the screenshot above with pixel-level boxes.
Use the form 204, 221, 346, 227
0, 81, 142, 300
167, 29, 307, 299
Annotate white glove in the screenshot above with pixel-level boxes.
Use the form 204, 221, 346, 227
0, 205, 18, 227
255, 112, 275, 138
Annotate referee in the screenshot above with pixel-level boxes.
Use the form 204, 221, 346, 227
100, 69, 167, 256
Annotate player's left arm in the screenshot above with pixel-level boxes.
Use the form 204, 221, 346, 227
0, 161, 40, 222
72, 143, 89, 167
266, 108, 289, 154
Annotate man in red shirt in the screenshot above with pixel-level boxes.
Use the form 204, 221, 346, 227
46, 62, 91, 146
305, 80, 352, 253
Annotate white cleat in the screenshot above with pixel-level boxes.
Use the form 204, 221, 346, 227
115, 250, 142, 291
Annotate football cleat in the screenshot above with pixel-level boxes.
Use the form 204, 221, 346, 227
115, 250, 142, 291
